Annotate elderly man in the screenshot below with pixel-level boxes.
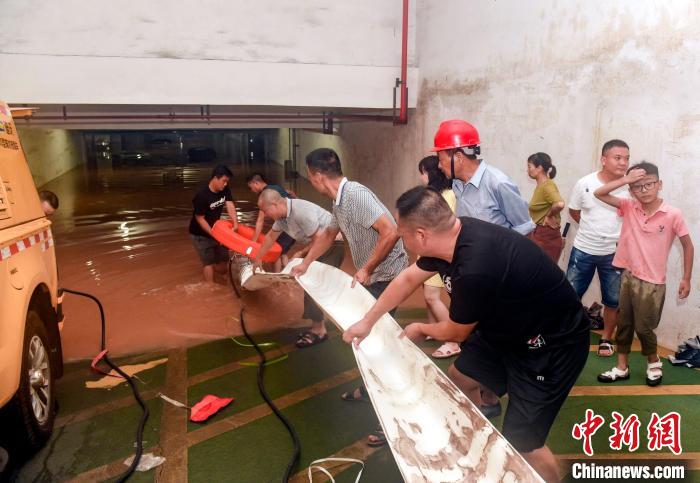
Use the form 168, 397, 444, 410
246, 172, 296, 272
433, 119, 535, 235
431, 119, 536, 416
344, 186, 589, 482
254, 189, 344, 347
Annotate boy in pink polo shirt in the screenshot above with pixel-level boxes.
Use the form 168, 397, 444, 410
594, 162, 694, 386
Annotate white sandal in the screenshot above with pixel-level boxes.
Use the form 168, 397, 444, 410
646, 360, 663, 387
597, 366, 630, 383
432, 342, 461, 359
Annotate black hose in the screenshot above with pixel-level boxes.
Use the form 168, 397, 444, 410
240, 309, 300, 482
62, 288, 149, 483
227, 258, 300, 481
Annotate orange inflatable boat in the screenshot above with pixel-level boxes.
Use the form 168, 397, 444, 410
211, 221, 282, 263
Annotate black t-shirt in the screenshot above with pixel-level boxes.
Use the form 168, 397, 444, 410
417, 217, 588, 351
188, 185, 233, 237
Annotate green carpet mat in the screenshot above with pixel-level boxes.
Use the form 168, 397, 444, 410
188, 379, 375, 482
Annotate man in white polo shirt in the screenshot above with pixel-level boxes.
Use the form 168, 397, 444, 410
567, 139, 630, 357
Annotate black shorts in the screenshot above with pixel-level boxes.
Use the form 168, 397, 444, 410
277, 231, 295, 254
454, 331, 589, 453
190, 234, 229, 266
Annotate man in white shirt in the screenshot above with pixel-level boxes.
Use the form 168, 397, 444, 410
567, 140, 630, 357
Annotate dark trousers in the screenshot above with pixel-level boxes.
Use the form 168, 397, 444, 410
365, 280, 398, 317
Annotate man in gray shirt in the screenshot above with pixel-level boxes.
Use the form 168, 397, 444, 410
254, 189, 345, 348
299, 147, 408, 447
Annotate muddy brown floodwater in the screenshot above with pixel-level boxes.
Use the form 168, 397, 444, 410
43, 160, 423, 361
42, 161, 299, 360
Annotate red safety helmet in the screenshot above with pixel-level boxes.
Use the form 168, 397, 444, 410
432, 120, 480, 152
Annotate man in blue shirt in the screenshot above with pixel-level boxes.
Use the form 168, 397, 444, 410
433, 120, 535, 236
431, 120, 535, 418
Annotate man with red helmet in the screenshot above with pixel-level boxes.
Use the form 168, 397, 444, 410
433, 120, 535, 236
430, 120, 536, 419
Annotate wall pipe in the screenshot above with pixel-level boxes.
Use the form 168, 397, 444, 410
19, 113, 396, 123
395, 0, 409, 125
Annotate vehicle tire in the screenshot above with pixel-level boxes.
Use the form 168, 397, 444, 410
3, 310, 56, 453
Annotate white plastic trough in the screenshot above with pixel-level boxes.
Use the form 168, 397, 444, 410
242, 259, 543, 482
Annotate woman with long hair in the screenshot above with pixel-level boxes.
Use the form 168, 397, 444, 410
527, 152, 565, 261
418, 156, 461, 358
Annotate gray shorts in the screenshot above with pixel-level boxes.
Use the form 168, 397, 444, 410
190, 234, 229, 266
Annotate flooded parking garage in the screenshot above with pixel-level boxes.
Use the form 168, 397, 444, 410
3, 1, 700, 480
45, 160, 312, 360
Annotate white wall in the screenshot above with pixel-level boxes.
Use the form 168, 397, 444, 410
17, 127, 84, 188
0, 0, 417, 109
340, 0, 700, 349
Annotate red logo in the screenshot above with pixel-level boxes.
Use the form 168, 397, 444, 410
572, 409, 605, 456
573, 410, 682, 456
647, 412, 682, 455
609, 411, 640, 452
527, 334, 545, 349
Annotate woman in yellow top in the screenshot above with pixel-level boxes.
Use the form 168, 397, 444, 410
527, 152, 565, 261
418, 156, 460, 358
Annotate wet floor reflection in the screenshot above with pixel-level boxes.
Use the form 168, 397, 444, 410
44, 161, 305, 360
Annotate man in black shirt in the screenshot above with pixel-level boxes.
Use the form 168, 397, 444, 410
189, 164, 239, 282
343, 186, 589, 482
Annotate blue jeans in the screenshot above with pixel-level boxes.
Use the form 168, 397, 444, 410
566, 246, 622, 308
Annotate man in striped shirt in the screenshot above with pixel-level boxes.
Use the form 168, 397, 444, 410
296, 147, 408, 447
292, 148, 408, 296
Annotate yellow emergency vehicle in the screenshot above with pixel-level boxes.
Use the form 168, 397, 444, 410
0, 101, 63, 454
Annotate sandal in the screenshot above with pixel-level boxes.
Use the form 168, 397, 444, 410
597, 366, 630, 383
646, 360, 663, 387
432, 342, 461, 359
597, 339, 615, 357
295, 331, 328, 348
341, 386, 369, 403
367, 426, 387, 447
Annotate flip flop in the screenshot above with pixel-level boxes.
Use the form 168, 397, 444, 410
341, 386, 369, 403
295, 331, 328, 348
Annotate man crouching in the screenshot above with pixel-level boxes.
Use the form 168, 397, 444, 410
343, 186, 590, 482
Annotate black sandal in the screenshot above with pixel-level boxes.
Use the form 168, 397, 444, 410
597, 339, 615, 357
367, 426, 386, 447
295, 331, 328, 348
341, 385, 369, 403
